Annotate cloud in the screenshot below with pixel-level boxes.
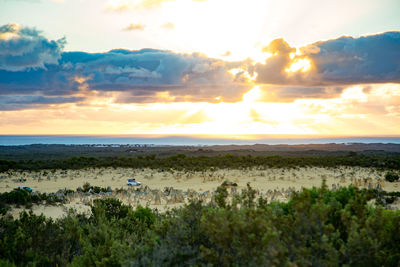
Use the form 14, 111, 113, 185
161, 22, 174, 30
123, 23, 146, 31
105, 0, 174, 11
252, 38, 296, 84
258, 85, 344, 102
303, 32, 400, 84
105, 0, 205, 11
254, 31, 400, 86
0, 23, 65, 71
138, 0, 175, 9
1, 0, 40, 2
0, 24, 250, 109
1, 84, 400, 135
61, 49, 248, 102
221, 51, 231, 57
0, 95, 83, 110
1, 24, 399, 111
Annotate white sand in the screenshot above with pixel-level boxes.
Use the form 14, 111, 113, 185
2, 166, 399, 219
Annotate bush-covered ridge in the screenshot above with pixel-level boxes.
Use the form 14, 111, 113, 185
1, 153, 400, 172
1, 184, 400, 266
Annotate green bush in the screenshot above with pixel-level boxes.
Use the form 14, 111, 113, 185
82, 182, 91, 192
1, 186, 400, 266
1, 153, 400, 172
81, 182, 108, 193
4, 188, 30, 206
132, 205, 155, 227
0, 211, 77, 266
91, 198, 129, 220
0, 188, 64, 213
385, 172, 400, 182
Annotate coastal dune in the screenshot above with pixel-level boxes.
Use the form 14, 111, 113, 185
1, 166, 397, 193
1, 166, 399, 218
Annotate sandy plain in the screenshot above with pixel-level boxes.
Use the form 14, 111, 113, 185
1, 166, 399, 218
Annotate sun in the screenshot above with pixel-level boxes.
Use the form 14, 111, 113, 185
285, 58, 311, 73
242, 86, 262, 103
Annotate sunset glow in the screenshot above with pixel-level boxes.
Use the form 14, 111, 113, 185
285, 58, 311, 73
0, 0, 399, 137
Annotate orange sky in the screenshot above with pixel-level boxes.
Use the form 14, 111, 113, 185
1, 83, 399, 136
0, 0, 399, 136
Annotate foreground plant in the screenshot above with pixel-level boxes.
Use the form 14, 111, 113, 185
0, 184, 399, 266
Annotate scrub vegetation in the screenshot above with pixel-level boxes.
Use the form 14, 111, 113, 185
1, 183, 400, 266
0, 188, 66, 215
1, 153, 400, 172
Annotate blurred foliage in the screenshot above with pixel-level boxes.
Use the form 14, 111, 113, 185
385, 172, 400, 182
80, 182, 109, 194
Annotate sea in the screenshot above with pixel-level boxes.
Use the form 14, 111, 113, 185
1, 135, 400, 146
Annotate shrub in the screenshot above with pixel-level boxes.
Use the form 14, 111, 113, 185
80, 183, 107, 194
91, 198, 129, 220
133, 205, 155, 227
1, 185, 400, 266
82, 182, 91, 192
385, 172, 400, 182
0, 189, 64, 213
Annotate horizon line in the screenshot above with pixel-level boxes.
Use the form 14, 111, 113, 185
1, 134, 400, 139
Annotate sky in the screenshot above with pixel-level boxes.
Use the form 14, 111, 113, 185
0, 0, 399, 136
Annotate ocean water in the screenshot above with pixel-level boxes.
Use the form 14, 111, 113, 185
0, 135, 400, 146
